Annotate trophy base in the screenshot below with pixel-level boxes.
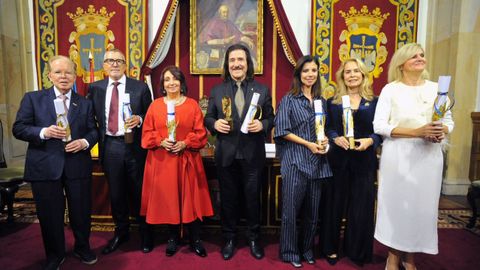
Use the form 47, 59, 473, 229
227, 119, 234, 131
348, 137, 355, 149
124, 131, 134, 144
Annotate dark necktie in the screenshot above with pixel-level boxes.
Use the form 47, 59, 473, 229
108, 82, 120, 134
234, 81, 245, 116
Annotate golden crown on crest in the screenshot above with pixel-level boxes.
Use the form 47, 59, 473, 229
339, 6, 389, 33
67, 5, 115, 32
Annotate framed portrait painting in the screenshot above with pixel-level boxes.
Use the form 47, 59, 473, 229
190, 0, 263, 74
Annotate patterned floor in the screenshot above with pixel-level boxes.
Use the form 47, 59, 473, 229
2, 186, 480, 235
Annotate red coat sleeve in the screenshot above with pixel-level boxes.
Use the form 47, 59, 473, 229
184, 103, 207, 149
141, 102, 163, 149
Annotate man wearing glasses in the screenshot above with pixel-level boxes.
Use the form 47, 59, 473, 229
87, 48, 153, 254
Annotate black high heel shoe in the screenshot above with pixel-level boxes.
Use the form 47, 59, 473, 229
326, 254, 338, 266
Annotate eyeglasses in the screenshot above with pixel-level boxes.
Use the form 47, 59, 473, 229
104, 58, 126, 65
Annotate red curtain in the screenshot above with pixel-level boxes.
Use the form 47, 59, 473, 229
33, 0, 149, 96
142, 0, 303, 111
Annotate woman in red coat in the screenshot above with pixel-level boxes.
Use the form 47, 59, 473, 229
141, 66, 214, 257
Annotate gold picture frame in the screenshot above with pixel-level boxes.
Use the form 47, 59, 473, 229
190, 0, 263, 74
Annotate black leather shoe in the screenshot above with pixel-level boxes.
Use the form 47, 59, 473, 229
141, 234, 154, 253
141, 224, 154, 253
190, 239, 207, 257
290, 261, 303, 268
221, 239, 236, 260
165, 238, 178, 257
73, 249, 98, 265
249, 240, 264, 259
325, 255, 338, 266
44, 257, 65, 270
102, 235, 129, 254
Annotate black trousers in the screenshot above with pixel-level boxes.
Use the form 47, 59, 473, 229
103, 136, 146, 237
320, 167, 375, 263
217, 158, 262, 241
31, 176, 92, 263
168, 219, 202, 241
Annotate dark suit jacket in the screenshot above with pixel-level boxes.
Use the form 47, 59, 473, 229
87, 77, 152, 163
204, 79, 274, 167
12, 88, 98, 181
325, 97, 381, 173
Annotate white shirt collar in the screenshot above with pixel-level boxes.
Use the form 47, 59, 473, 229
108, 75, 126, 87
53, 86, 72, 99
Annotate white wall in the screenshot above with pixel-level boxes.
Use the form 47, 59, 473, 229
149, 0, 169, 46
281, 0, 311, 55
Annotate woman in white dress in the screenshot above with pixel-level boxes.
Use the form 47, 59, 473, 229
373, 43, 454, 270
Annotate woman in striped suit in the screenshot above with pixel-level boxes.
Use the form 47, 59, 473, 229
274, 55, 332, 268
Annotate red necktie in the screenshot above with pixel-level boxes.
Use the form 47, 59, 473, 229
108, 82, 120, 134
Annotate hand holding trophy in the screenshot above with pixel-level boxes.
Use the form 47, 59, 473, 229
123, 94, 134, 144
313, 100, 325, 143
342, 95, 355, 149
53, 97, 71, 144
430, 76, 455, 143
432, 76, 455, 121
222, 96, 233, 131
166, 101, 178, 149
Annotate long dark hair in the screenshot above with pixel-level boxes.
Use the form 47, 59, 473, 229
159, 65, 188, 96
289, 55, 322, 98
221, 43, 254, 82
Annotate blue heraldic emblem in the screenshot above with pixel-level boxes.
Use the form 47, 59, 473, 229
67, 5, 116, 83
339, 6, 390, 81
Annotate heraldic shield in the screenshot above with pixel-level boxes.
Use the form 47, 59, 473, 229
339, 6, 389, 81
67, 5, 116, 83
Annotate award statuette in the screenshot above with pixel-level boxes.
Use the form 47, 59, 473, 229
222, 96, 233, 129
313, 100, 325, 144
166, 101, 177, 143
122, 94, 134, 144
53, 98, 71, 143
432, 76, 455, 121
342, 95, 355, 149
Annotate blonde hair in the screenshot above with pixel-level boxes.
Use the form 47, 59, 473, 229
388, 43, 429, 82
47, 55, 76, 73
332, 58, 373, 104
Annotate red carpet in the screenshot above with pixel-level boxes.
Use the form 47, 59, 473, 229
1, 223, 480, 270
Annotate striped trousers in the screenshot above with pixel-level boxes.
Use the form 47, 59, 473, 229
279, 166, 323, 262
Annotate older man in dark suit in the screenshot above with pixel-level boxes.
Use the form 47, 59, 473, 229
13, 55, 98, 270
204, 43, 274, 260
87, 48, 152, 254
